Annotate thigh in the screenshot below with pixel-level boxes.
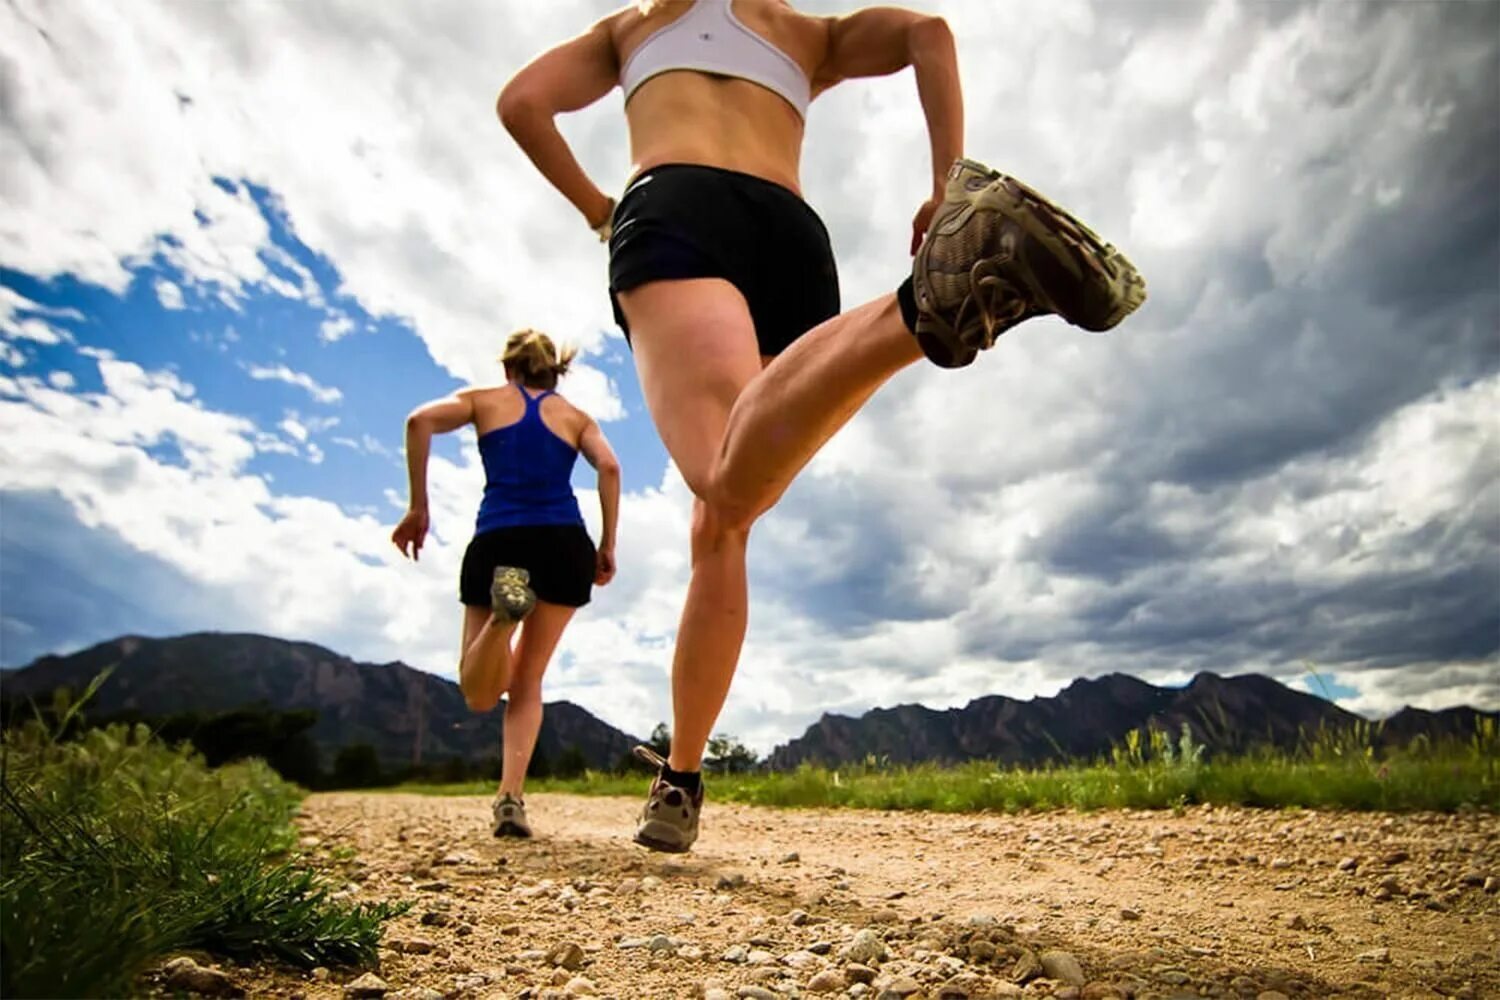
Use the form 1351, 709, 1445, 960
616, 278, 763, 497
460, 604, 491, 654
509, 601, 577, 694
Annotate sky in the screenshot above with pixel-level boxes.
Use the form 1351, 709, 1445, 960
1, 0, 1496, 754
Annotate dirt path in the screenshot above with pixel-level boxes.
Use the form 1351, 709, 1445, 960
250, 793, 1496, 1000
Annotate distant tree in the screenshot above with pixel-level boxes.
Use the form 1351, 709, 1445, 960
527, 749, 552, 779
331, 744, 383, 788
554, 743, 589, 779
705, 733, 758, 774
648, 722, 671, 758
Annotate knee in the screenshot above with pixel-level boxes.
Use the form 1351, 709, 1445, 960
690, 494, 754, 554
464, 688, 501, 714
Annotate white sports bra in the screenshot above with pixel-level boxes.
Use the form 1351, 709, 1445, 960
620, 0, 811, 118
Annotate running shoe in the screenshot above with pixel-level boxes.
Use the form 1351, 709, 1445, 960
490, 566, 536, 626
491, 793, 532, 838
911, 158, 1147, 368
631, 745, 703, 854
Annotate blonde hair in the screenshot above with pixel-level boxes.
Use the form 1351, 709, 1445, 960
499, 329, 577, 390
635, 0, 671, 14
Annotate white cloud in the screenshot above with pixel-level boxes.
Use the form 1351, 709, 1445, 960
47, 371, 76, 390
1, 0, 1495, 751
244, 362, 343, 404
155, 278, 185, 310
1, 287, 78, 345
319, 312, 356, 342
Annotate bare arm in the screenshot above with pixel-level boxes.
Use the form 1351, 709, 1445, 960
393, 393, 474, 560
497, 18, 621, 231
578, 418, 621, 584
818, 8, 963, 249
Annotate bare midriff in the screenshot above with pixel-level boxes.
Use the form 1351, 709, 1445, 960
625, 72, 807, 195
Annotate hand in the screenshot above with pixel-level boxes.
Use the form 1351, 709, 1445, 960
589, 195, 616, 243
391, 508, 429, 561
594, 544, 616, 586
910, 193, 941, 255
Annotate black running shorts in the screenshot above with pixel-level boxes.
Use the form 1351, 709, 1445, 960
459, 524, 596, 609
608, 163, 841, 356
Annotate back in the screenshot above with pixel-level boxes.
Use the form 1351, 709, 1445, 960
472, 385, 585, 533
610, 0, 833, 191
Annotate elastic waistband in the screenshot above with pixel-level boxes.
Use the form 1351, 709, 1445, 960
624, 162, 806, 204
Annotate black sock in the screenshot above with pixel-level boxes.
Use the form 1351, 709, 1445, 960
662, 764, 702, 793
896, 275, 920, 335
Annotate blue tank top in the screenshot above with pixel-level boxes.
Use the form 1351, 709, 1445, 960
474, 387, 584, 534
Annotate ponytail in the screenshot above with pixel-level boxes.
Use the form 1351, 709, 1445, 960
499, 329, 576, 390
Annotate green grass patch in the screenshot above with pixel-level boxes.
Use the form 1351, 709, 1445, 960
400, 723, 1499, 815
1, 688, 407, 999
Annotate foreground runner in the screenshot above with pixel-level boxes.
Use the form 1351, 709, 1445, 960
498, 0, 1145, 851
393, 330, 620, 838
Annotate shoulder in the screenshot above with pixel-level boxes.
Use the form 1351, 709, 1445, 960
458, 384, 508, 402
545, 391, 592, 422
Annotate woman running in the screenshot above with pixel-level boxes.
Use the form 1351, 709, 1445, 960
497, 0, 1144, 852
392, 329, 621, 838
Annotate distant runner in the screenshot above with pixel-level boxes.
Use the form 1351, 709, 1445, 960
499, 0, 1144, 851
393, 329, 621, 838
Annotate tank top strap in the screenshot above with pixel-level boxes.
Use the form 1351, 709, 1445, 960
516, 385, 552, 419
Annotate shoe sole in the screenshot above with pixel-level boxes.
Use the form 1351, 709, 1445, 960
493, 822, 532, 838
490, 569, 536, 625
633, 829, 692, 853
913, 161, 1146, 367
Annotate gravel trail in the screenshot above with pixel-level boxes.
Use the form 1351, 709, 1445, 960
227, 793, 1497, 999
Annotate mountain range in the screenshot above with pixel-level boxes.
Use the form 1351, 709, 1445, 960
3, 632, 1492, 770
0, 632, 639, 772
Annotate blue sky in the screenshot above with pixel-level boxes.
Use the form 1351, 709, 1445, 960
1, 0, 1495, 751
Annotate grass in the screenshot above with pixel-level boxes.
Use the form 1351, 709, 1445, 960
400, 721, 1500, 814
1, 683, 407, 999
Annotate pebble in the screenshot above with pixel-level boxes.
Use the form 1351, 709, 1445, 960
704, 991, 733, 1000
546, 941, 586, 970
388, 990, 442, 1000
846, 963, 878, 984
746, 949, 775, 966
781, 950, 820, 969
1013, 949, 1043, 983
841, 929, 887, 965
342, 973, 390, 998
876, 975, 921, 998
1356, 947, 1391, 964
780, 852, 801, 864
564, 976, 596, 996
162, 957, 241, 998
1283, 914, 1308, 931
788, 909, 811, 926
807, 969, 845, 993
736, 988, 778, 1000
1336, 857, 1357, 872
1040, 950, 1087, 987
1486, 876, 1499, 894
721, 945, 748, 964
716, 873, 747, 890
647, 934, 675, 953
1119, 907, 1142, 921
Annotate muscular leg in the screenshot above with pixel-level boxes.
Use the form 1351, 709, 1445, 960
621, 280, 922, 770
459, 605, 515, 713
498, 601, 576, 797
713, 293, 923, 524
623, 279, 762, 771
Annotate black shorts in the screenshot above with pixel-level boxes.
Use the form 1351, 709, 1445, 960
459, 524, 596, 609
608, 163, 841, 357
